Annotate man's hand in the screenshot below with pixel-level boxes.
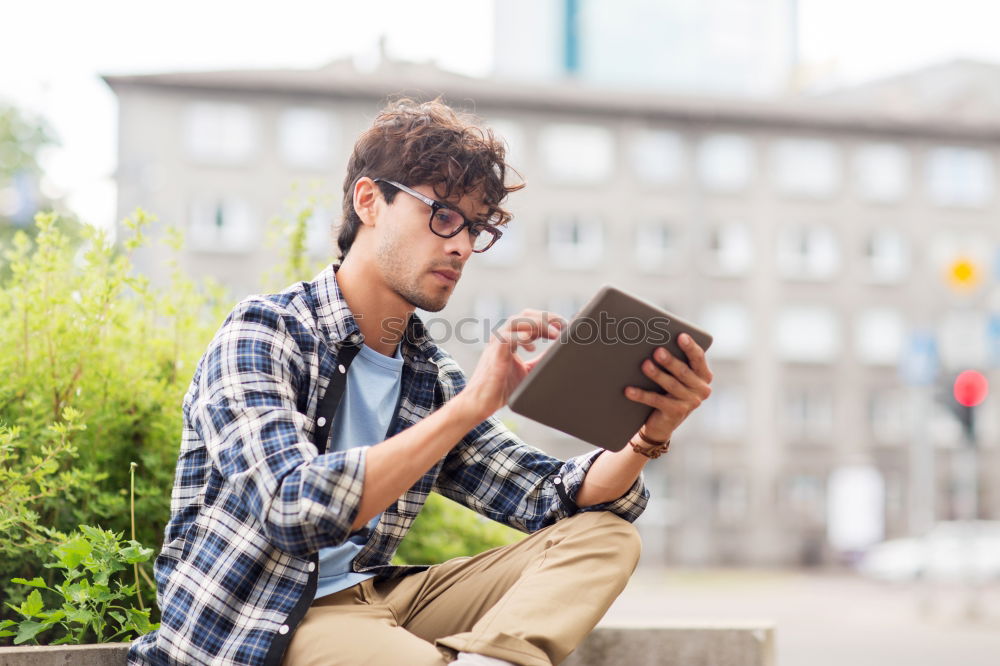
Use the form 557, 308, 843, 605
458, 309, 569, 422
623, 333, 713, 442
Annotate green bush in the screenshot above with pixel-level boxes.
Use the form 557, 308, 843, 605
0, 210, 228, 618
0, 203, 525, 642
394, 493, 523, 565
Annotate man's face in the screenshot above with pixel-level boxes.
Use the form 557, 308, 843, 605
374, 182, 487, 313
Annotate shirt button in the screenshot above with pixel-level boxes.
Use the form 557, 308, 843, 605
307, 562, 316, 572
316, 417, 327, 427
278, 624, 289, 635
553, 477, 562, 485
338, 364, 346, 374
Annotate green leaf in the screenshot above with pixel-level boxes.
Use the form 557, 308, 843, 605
120, 543, 154, 564
65, 607, 94, 625
91, 584, 115, 603
21, 590, 44, 618
64, 579, 92, 604
55, 536, 92, 569
109, 610, 125, 625
39, 609, 65, 623
11, 576, 47, 588
125, 608, 155, 635
13, 620, 47, 644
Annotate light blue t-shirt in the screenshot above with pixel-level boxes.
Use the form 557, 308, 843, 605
314, 341, 403, 599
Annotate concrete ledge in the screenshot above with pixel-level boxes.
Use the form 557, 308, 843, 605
0, 643, 132, 666
565, 622, 776, 666
0, 624, 775, 665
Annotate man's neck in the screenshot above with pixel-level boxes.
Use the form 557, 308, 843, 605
335, 254, 411, 357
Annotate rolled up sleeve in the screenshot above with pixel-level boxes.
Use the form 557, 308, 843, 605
433, 416, 648, 533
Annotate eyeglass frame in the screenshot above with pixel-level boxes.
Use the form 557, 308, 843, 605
372, 178, 503, 253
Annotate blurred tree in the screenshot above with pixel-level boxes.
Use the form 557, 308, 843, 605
0, 103, 79, 271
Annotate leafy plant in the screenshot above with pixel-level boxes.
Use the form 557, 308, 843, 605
0, 525, 157, 645
0, 209, 229, 620
393, 492, 523, 565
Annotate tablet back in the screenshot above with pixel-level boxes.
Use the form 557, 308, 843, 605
507, 285, 713, 451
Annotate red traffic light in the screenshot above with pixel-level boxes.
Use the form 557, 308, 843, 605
953, 370, 989, 407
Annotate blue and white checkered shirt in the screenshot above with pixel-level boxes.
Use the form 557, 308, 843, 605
128, 262, 648, 665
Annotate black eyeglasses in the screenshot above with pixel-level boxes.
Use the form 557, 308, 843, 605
373, 178, 503, 253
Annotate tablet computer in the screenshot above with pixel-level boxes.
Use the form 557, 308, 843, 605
507, 285, 713, 451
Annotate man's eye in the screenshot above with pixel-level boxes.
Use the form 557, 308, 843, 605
435, 209, 460, 226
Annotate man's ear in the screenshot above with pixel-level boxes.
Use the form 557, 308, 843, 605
353, 177, 381, 227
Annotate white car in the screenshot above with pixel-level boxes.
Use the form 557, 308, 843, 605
857, 521, 1000, 582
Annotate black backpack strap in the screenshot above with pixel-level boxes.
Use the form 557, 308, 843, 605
312, 341, 363, 454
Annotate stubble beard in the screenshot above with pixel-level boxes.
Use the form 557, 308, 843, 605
376, 233, 451, 313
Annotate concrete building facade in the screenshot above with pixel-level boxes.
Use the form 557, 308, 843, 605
105, 57, 1000, 567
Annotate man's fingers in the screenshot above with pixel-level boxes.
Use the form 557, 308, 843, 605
502, 311, 568, 344
678, 334, 713, 383
655, 347, 712, 399
493, 328, 538, 352
641, 359, 697, 403
623, 386, 684, 416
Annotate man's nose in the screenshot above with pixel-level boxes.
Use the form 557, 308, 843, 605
444, 227, 474, 259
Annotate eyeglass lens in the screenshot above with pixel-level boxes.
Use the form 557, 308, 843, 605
430, 208, 497, 251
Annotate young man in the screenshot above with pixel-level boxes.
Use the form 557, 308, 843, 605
129, 99, 712, 666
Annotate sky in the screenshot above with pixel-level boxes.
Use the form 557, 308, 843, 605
2, 0, 1000, 230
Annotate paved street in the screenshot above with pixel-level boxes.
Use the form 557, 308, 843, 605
605, 567, 1000, 666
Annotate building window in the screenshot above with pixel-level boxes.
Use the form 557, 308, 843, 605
772, 138, 840, 198
487, 117, 526, 170
700, 385, 748, 436
278, 108, 335, 169
189, 197, 256, 252
698, 302, 750, 359
939, 310, 988, 369
634, 219, 681, 272
711, 472, 749, 524
472, 294, 511, 348
703, 221, 753, 276
547, 215, 604, 268
782, 387, 834, 440
539, 123, 614, 184
783, 473, 827, 525
305, 206, 334, 258
863, 229, 909, 283
926, 146, 994, 208
776, 307, 840, 363
547, 294, 585, 321
183, 102, 257, 165
855, 308, 905, 366
480, 219, 524, 267
868, 388, 908, 444
776, 224, 839, 280
855, 143, 909, 203
630, 129, 684, 185
697, 133, 753, 192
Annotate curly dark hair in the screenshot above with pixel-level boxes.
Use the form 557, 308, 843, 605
337, 97, 523, 258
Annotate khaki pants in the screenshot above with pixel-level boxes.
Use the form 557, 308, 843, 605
282, 510, 641, 666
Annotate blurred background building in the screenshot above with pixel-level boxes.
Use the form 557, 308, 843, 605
494, 0, 799, 96
105, 45, 1000, 566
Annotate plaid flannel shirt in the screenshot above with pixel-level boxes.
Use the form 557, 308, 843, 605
128, 263, 648, 665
